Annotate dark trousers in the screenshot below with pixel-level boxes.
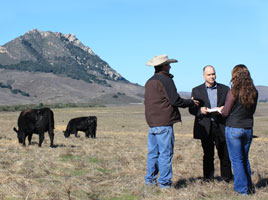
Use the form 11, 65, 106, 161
201, 121, 232, 181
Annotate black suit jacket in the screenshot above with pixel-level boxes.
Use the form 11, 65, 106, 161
189, 83, 230, 140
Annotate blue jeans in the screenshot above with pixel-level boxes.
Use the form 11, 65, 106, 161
225, 126, 253, 194
145, 126, 174, 188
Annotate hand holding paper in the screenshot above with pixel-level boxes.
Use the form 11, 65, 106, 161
207, 107, 222, 114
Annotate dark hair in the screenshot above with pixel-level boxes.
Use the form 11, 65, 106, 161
231, 64, 257, 108
154, 64, 164, 73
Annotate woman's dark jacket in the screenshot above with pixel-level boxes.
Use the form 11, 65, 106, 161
221, 90, 258, 128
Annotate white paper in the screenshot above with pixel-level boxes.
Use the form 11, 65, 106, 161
207, 108, 221, 114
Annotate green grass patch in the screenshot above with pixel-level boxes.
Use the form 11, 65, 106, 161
96, 168, 114, 174
108, 194, 140, 200
59, 167, 88, 177
70, 169, 87, 176
60, 155, 83, 162
59, 154, 101, 164
87, 157, 100, 163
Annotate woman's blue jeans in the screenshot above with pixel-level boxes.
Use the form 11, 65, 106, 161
145, 126, 174, 188
225, 126, 253, 194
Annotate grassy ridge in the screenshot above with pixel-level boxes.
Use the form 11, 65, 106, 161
0, 102, 104, 112
0, 92, 142, 112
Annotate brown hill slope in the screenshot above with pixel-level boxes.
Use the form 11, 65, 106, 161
0, 69, 144, 106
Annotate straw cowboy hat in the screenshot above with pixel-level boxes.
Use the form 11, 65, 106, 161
146, 54, 178, 66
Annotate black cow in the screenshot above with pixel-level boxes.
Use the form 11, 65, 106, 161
63, 116, 97, 138
13, 108, 55, 147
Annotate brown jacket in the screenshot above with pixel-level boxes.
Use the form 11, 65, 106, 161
144, 71, 194, 127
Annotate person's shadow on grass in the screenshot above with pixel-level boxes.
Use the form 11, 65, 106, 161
174, 176, 229, 189
255, 178, 268, 188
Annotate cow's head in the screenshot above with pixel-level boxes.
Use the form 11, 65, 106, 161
63, 130, 70, 138
87, 116, 97, 125
13, 127, 24, 143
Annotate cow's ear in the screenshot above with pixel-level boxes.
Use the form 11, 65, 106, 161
13, 127, 18, 133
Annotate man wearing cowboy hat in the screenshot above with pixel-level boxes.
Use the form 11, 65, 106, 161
144, 55, 199, 188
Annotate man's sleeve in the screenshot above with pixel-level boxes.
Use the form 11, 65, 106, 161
166, 80, 194, 108
189, 88, 202, 118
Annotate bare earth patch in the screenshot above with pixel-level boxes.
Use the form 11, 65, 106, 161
0, 104, 267, 200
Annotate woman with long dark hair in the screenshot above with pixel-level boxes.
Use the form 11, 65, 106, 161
220, 64, 258, 195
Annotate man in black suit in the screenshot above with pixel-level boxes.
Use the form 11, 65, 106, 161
189, 65, 232, 182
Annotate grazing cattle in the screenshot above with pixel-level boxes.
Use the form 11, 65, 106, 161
13, 108, 55, 147
63, 116, 97, 138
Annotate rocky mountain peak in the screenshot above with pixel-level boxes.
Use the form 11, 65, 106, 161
63, 33, 76, 42
0, 29, 145, 106
62, 32, 96, 56
0, 46, 7, 53
24, 29, 96, 56
0, 29, 126, 84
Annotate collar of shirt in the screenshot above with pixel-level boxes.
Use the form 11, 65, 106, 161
205, 82, 217, 89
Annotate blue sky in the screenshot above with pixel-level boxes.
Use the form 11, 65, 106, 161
1, 0, 267, 91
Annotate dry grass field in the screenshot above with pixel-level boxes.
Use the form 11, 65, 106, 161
0, 103, 267, 200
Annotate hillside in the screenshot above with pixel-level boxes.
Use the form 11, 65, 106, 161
256, 85, 268, 102
0, 29, 144, 106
